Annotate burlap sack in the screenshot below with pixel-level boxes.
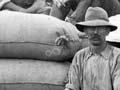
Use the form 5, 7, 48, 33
0, 83, 64, 90
0, 10, 82, 61
0, 59, 70, 85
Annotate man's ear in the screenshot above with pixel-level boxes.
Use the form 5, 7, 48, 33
106, 28, 111, 36
83, 27, 88, 34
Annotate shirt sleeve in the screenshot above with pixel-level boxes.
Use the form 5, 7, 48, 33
113, 55, 120, 90
0, 0, 11, 10
65, 53, 82, 90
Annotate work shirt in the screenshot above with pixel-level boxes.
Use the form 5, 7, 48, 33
65, 45, 120, 90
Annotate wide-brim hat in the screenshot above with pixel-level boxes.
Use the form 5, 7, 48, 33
75, 7, 117, 32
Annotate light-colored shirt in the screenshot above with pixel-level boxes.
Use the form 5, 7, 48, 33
65, 45, 120, 90
0, 0, 10, 9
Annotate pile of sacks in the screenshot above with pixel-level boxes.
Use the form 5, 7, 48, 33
0, 10, 86, 90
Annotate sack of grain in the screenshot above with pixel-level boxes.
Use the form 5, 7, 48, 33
0, 10, 83, 61
0, 59, 70, 85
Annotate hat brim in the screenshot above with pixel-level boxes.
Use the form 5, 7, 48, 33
75, 20, 117, 32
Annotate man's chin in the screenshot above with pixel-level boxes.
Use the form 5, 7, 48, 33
92, 43, 101, 46
90, 41, 102, 46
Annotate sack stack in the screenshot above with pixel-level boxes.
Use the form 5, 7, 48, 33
0, 10, 84, 61
0, 59, 70, 90
0, 10, 85, 90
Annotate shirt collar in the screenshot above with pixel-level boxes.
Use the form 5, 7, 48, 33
89, 45, 113, 60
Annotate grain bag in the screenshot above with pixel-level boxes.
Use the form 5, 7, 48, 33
0, 59, 70, 85
0, 10, 82, 61
0, 83, 64, 90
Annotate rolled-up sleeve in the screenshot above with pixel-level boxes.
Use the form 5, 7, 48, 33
113, 55, 120, 90
65, 53, 81, 90
0, 0, 10, 9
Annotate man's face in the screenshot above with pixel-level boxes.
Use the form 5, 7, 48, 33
84, 26, 110, 46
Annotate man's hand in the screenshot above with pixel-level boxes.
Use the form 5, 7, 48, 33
53, 0, 66, 7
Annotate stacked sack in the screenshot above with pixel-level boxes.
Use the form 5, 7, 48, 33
0, 10, 85, 61
106, 15, 120, 48
0, 10, 85, 90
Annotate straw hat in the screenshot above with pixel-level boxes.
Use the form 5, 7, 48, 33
75, 7, 117, 32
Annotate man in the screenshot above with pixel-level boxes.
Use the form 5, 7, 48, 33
50, 0, 120, 25
65, 7, 120, 90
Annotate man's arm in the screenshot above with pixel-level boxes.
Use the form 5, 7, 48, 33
2, 0, 47, 13
112, 55, 120, 90
65, 53, 81, 90
23, 0, 45, 13
69, 0, 91, 22
2, 1, 27, 11
50, 0, 71, 20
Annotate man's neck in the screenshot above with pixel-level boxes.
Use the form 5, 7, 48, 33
91, 42, 107, 54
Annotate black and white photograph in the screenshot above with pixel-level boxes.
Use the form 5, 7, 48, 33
0, 0, 120, 90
